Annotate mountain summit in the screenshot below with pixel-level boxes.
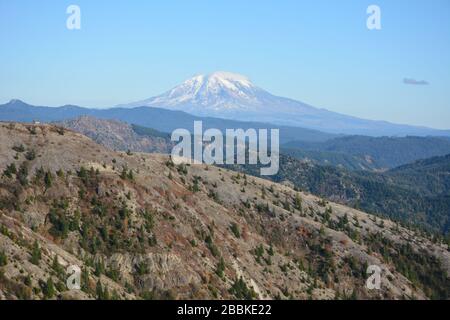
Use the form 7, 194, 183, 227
118, 72, 450, 137
118, 71, 328, 118
119, 71, 283, 114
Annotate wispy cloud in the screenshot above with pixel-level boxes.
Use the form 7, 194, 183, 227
403, 78, 429, 85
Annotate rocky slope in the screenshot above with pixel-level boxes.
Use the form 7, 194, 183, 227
56, 116, 172, 154
0, 122, 449, 300
53, 117, 450, 235
231, 154, 450, 236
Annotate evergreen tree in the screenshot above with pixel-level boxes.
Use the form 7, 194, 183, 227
44, 171, 53, 188
229, 277, 257, 300
43, 278, 55, 299
0, 250, 7, 266
267, 245, 274, 256
229, 223, 241, 238
30, 240, 41, 265
294, 193, 303, 211
52, 255, 64, 277
94, 260, 105, 277
216, 257, 225, 279
81, 267, 90, 293
96, 280, 104, 300
2, 163, 17, 178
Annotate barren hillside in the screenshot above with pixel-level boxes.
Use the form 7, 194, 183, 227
0, 123, 449, 300
56, 116, 172, 154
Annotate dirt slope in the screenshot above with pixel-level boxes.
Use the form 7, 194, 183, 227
0, 122, 448, 300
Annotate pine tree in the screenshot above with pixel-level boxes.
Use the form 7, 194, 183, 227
230, 223, 241, 238
94, 259, 105, 277
216, 257, 226, 279
44, 171, 53, 188
319, 225, 325, 235
52, 255, 64, 277
127, 169, 134, 181
43, 278, 55, 299
342, 213, 349, 225
81, 267, 90, 293
2, 163, 17, 178
229, 277, 256, 300
30, 240, 41, 265
283, 197, 291, 211
294, 193, 303, 211
0, 250, 7, 266
120, 167, 128, 180
96, 280, 104, 300
267, 245, 274, 256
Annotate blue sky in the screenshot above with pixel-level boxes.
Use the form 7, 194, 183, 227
0, 0, 449, 129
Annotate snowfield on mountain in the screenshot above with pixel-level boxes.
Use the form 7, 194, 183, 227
118, 72, 450, 137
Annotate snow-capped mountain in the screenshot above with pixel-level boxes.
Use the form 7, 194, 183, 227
118, 72, 448, 136
145, 72, 260, 112
119, 71, 320, 116
121, 72, 281, 113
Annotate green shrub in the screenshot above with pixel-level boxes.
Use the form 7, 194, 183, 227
229, 223, 241, 238
44, 171, 53, 189
2, 163, 17, 178
0, 250, 8, 266
205, 235, 220, 257
12, 144, 25, 153
96, 280, 110, 300
135, 261, 149, 276
48, 205, 70, 239
41, 278, 55, 299
215, 257, 225, 279
30, 241, 41, 265
229, 277, 257, 300
294, 194, 303, 211
17, 163, 28, 186
25, 150, 36, 161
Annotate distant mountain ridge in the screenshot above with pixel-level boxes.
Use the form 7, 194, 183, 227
118, 71, 450, 137
0, 99, 336, 144
283, 135, 450, 170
